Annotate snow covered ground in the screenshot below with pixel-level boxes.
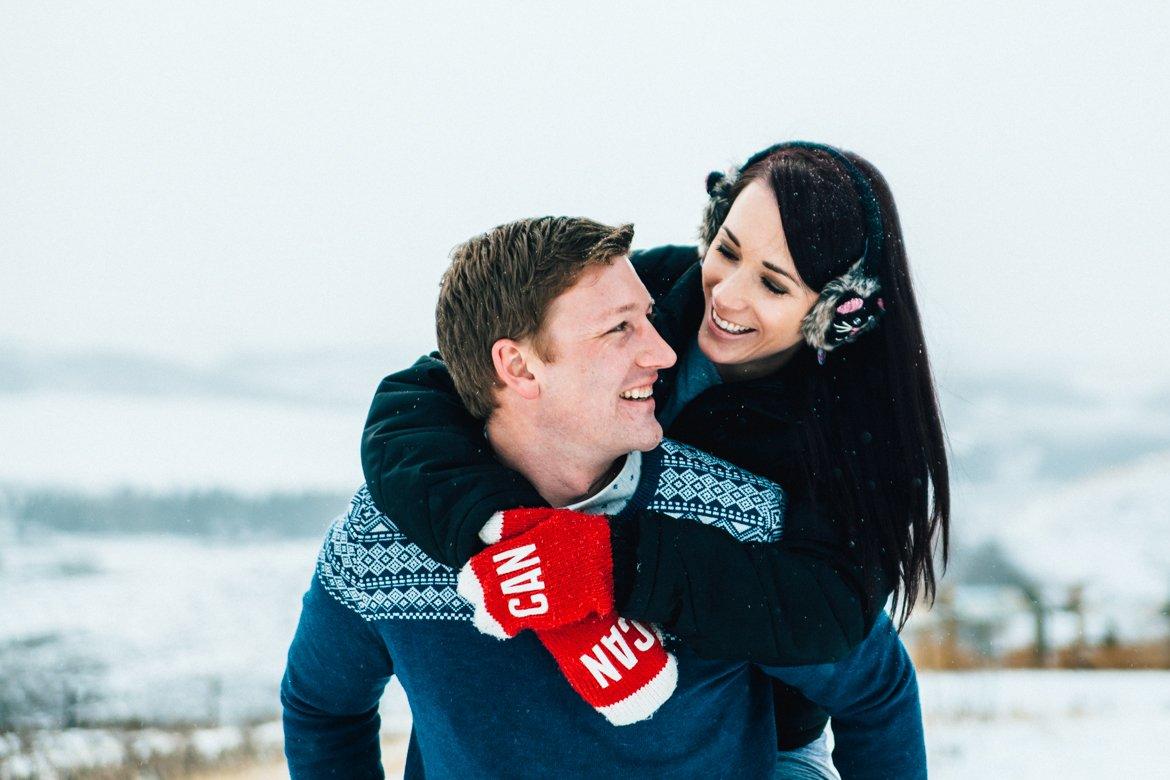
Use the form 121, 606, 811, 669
0, 529, 394, 729
1, 533, 305, 726
2, 531, 1169, 776
920, 671, 1170, 776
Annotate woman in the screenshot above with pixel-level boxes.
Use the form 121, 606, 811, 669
362, 142, 949, 772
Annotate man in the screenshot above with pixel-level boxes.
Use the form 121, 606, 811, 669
281, 217, 923, 777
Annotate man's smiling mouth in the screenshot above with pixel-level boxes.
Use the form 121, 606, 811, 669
619, 385, 654, 401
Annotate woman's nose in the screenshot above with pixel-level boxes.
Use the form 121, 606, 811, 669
712, 273, 748, 311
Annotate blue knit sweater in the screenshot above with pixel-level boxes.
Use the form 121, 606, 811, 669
282, 440, 925, 778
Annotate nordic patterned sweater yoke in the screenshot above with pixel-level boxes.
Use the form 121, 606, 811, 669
282, 440, 925, 779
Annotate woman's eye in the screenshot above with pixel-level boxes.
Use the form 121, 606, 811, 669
716, 243, 738, 261
762, 278, 788, 296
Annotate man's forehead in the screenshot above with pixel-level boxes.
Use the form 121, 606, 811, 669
550, 259, 649, 328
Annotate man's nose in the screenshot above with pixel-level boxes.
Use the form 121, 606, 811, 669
639, 326, 676, 370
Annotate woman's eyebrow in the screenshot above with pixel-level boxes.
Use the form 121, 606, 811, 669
724, 224, 796, 283
761, 260, 797, 284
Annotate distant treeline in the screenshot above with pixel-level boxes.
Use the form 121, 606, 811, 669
1, 487, 352, 538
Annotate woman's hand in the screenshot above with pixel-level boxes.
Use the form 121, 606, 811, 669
456, 508, 614, 638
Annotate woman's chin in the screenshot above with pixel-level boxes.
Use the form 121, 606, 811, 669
697, 328, 740, 365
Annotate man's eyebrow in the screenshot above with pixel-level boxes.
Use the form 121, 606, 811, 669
599, 298, 655, 319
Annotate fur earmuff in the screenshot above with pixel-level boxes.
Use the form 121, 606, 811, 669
800, 254, 884, 353
697, 167, 738, 257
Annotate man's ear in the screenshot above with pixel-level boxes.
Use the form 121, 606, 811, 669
491, 338, 541, 401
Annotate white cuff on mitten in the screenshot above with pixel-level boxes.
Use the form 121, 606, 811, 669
479, 511, 505, 544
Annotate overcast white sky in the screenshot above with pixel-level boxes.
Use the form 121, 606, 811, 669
3, 1, 1168, 387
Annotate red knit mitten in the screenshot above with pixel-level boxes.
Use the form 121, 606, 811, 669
457, 508, 613, 639
538, 613, 677, 726
462, 507, 676, 724
475, 507, 554, 546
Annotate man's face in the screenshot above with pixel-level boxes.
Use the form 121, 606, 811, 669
526, 257, 677, 463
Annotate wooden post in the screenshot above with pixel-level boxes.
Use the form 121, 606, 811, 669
1025, 585, 1047, 667
1161, 591, 1170, 669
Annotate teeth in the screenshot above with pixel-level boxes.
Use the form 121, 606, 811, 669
620, 386, 654, 400
712, 309, 752, 334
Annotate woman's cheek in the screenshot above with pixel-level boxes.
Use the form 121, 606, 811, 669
770, 308, 804, 349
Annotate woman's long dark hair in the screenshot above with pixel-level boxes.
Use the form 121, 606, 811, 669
729, 145, 950, 627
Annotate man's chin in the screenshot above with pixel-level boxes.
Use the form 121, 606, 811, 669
632, 423, 664, 453
602, 417, 663, 455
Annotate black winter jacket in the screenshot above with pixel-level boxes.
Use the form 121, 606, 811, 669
361, 245, 894, 749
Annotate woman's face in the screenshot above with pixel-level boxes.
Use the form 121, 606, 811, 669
698, 179, 821, 380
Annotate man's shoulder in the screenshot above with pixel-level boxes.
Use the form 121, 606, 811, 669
315, 485, 472, 623
630, 439, 787, 543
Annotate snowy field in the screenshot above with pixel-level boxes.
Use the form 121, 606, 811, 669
2, 531, 1168, 776
920, 671, 1170, 777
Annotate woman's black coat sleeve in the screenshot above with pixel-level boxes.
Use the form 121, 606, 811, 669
609, 372, 895, 665
610, 499, 890, 666
360, 354, 546, 568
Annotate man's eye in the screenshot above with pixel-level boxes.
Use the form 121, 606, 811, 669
610, 322, 629, 333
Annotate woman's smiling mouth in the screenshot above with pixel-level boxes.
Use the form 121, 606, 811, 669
710, 306, 755, 335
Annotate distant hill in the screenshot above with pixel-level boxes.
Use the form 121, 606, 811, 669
0, 343, 431, 408
0, 486, 349, 538
995, 450, 1170, 605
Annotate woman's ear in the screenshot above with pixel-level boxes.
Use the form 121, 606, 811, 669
491, 338, 540, 401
